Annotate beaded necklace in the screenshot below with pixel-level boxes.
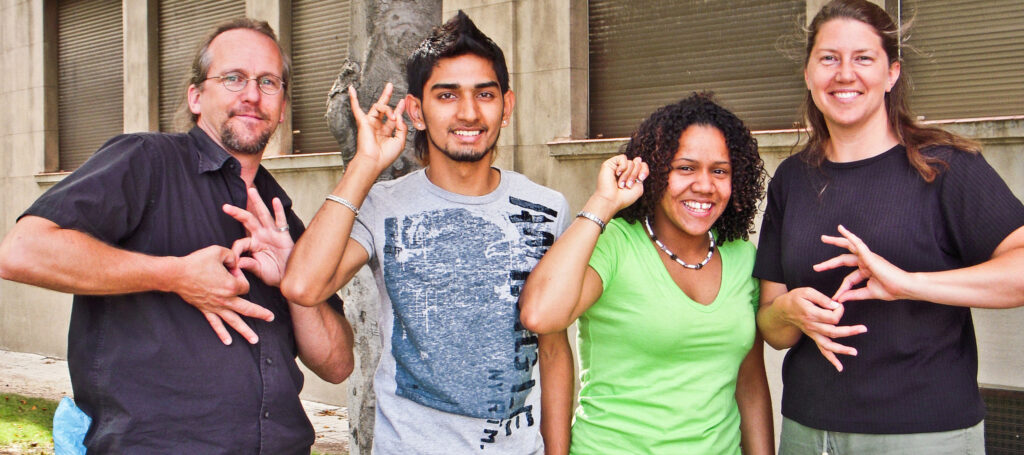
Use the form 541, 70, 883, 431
643, 216, 715, 270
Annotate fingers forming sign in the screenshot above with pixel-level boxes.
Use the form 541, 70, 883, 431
814, 225, 907, 303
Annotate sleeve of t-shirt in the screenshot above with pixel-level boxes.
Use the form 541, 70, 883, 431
554, 195, 571, 239
349, 185, 378, 263
752, 163, 788, 283
938, 149, 1024, 266
588, 219, 625, 293
21, 134, 157, 244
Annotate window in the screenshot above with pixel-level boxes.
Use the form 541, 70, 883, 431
290, 0, 352, 154
893, 0, 1024, 121
588, 0, 806, 138
57, 0, 123, 171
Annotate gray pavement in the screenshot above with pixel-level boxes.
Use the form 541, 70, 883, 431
0, 349, 349, 454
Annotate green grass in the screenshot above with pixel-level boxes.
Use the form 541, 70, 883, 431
0, 393, 57, 454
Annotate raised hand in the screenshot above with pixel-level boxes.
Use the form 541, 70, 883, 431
223, 187, 294, 288
815, 224, 908, 303
349, 82, 408, 172
173, 244, 275, 345
593, 154, 649, 213
769, 287, 867, 372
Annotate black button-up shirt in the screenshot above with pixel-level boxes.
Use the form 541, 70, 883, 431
24, 127, 339, 454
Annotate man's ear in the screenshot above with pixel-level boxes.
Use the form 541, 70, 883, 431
187, 84, 202, 115
404, 94, 425, 130
501, 89, 515, 128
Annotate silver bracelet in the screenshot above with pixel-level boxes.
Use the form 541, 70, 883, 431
325, 194, 360, 217
576, 211, 606, 233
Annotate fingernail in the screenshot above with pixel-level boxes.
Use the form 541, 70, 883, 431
249, 336, 259, 344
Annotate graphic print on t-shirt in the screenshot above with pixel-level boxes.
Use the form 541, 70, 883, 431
382, 197, 556, 423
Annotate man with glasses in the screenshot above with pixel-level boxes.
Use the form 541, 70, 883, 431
0, 18, 352, 453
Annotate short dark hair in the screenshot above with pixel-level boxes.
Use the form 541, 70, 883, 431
618, 93, 766, 243
175, 18, 291, 131
406, 10, 510, 163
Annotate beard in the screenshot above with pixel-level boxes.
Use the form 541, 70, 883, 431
220, 112, 274, 156
425, 124, 500, 163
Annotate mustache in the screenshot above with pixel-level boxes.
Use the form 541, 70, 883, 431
228, 108, 268, 120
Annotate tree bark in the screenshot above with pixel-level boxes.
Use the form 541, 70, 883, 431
325, 2, 441, 453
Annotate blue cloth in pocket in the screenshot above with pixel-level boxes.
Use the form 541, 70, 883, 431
53, 397, 90, 455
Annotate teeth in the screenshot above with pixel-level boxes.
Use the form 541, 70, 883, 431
835, 91, 858, 99
453, 130, 480, 137
684, 201, 711, 210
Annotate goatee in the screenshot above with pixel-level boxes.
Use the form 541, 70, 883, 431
221, 124, 272, 155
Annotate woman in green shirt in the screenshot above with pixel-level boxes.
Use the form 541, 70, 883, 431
520, 93, 772, 454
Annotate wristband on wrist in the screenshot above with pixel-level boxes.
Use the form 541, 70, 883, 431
576, 211, 607, 233
325, 194, 360, 217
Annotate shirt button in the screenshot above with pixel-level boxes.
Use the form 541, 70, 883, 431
263, 411, 270, 419
266, 357, 273, 365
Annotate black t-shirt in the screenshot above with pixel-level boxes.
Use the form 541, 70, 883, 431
754, 145, 1024, 433
23, 127, 341, 453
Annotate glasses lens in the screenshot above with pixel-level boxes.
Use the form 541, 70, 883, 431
221, 73, 246, 91
257, 76, 283, 95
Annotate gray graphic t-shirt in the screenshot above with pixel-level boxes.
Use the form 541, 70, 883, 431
350, 169, 569, 454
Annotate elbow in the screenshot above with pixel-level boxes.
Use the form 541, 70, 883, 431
0, 239, 31, 283
281, 274, 323, 307
321, 356, 355, 384
518, 288, 569, 335
519, 304, 557, 335
321, 362, 353, 385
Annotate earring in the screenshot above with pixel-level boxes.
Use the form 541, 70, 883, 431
502, 120, 508, 126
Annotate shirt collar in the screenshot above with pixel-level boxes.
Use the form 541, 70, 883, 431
189, 126, 236, 174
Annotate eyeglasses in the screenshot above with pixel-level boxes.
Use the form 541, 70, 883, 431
205, 72, 285, 95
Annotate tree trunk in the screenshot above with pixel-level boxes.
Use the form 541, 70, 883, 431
325, 2, 441, 454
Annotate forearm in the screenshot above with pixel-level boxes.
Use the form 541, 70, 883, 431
291, 300, 355, 384
539, 331, 574, 455
0, 216, 179, 294
736, 336, 774, 455
755, 280, 803, 350
902, 248, 1024, 309
520, 194, 616, 334
283, 157, 378, 305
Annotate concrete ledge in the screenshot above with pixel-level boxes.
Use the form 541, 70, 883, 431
547, 117, 1024, 161
261, 151, 346, 173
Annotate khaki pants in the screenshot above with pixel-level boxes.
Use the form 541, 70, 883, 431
779, 417, 985, 455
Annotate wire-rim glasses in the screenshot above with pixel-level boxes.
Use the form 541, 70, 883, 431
206, 72, 285, 95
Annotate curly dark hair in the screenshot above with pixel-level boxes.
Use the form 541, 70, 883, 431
617, 92, 766, 242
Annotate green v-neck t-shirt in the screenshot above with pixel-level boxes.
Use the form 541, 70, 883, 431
571, 218, 758, 454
